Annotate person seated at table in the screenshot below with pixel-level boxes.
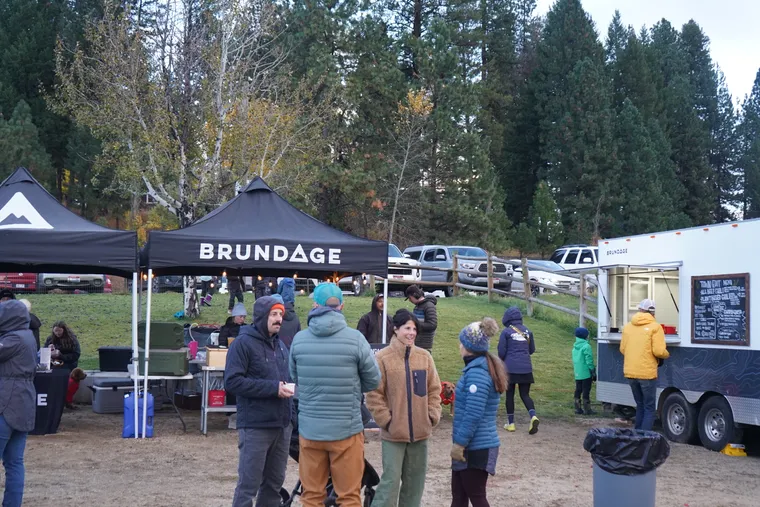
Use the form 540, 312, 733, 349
43, 321, 81, 371
219, 303, 246, 347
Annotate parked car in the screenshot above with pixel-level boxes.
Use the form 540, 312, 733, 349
0, 273, 38, 293
338, 244, 422, 296
128, 274, 185, 293
403, 245, 512, 297
549, 245, 598, 271
39, 273, 108, 293
512, 260, 580, 296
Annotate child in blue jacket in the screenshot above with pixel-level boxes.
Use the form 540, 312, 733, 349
572, 327, 596, 415
451, 317, 507, 507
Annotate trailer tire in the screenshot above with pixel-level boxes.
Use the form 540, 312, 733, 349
697, 396, 737, 451
661, 392, 697, 444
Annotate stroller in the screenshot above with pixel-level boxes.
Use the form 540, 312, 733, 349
280, 402, 380, 507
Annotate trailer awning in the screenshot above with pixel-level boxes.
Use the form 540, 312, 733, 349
597, 261, 682, 272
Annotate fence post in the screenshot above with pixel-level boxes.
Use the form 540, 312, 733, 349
487, 254, 494, 303
579, 274, 587, 327
452, 254, 460, 297
522, 257, 533, 317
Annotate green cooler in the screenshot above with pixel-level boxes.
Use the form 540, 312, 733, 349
137, 321, 185, 350
137, 348, 189, 376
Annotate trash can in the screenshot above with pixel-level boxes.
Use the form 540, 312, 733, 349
583, 428, 670, 507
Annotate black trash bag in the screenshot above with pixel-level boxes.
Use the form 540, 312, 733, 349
583, 428, 670, 476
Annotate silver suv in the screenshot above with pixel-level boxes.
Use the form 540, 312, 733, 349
403, 245, 513, 297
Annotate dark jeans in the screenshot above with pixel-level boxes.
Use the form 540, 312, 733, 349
451, 468, 490, 507
0, 414, 27, 507
574, 378, 592, 401
201, 280, 213, 297
228, 290, 244, 311
505, 383, 535, 414
232, 425, 292, 507
629, 379, 657, 431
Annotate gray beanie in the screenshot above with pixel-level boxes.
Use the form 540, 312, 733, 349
231, 302, 247, 317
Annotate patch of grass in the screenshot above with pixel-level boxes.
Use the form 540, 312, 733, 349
23, 290, 598, 419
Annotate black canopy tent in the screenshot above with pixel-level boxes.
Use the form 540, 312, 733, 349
136, 177, 388, 437
0, 168, 138, 275
142, 177, 388, 278
0, 167, 142, 437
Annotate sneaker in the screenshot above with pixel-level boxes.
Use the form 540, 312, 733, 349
227, 309, 232, 315
504, 423, 516, 432
529, 416, 540, 435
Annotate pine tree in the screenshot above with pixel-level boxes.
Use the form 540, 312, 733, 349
739, 69, 760, 218
605, 10, 629, 64
711, 69, 740, 221
611, 32, 659, 117
552, 57, 619, 241
0, 100, 55, 185
527, 181, 563, 257
614, 99, 688, 234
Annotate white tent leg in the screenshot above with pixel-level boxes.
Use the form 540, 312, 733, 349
382, 279, 389, 344
142, 269, 154, 438
131, 272, 139, 439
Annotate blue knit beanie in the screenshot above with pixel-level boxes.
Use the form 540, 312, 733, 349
459, 317, 500, 353
575, 327, 589, 339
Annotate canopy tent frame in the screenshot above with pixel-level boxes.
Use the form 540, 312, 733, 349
138, 177, 388, 437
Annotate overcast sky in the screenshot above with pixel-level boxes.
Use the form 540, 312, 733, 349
535, 0, 760, 104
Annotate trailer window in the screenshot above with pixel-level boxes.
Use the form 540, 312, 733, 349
606, 267, 680, 334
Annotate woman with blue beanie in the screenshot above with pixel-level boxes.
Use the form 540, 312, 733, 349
450, 317, 507, 507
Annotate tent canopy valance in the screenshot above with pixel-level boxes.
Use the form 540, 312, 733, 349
142, 178, 388, 278
0, 168, 138, 276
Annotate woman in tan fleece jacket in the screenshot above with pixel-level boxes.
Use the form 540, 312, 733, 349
366, 309, 442, 507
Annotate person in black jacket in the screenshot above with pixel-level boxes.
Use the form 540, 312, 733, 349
404, 285, 438, 351
44, 321, 81, 371
18, 300, 41, 351
227, 276, 245, 314
224, 296, 294, 507
276, 279, 301, 349
357, 294, 392, 345
0, 300, 38, 507
219, 303, 247, 347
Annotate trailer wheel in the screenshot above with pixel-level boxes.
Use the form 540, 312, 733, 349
697, 396, 737, 451
661, 392, 697, 444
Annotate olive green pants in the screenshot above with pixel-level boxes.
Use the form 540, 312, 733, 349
371, 439, 428, 507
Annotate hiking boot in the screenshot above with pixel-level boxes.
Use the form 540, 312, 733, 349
504, 423, 516, 432
574, 399, 583, 415
528, 416, 540, 435
584, 401, 596, 416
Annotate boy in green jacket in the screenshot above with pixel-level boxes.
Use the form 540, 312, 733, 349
572, 327, 595, 415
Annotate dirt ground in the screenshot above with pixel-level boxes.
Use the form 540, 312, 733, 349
12, 408, 760, 506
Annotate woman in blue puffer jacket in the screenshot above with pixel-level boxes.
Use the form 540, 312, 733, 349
450, 317, 507, 507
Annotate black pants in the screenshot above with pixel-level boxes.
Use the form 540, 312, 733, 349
574, 378, 592, 401
506, 383, 535, 414
451, 469, 490, 507
200, 280, 213, 297
228, 290, 244, 310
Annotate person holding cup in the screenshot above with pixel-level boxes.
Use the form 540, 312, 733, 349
225, 296, 295, 507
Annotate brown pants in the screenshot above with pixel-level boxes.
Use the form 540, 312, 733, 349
299, 432, 365, 507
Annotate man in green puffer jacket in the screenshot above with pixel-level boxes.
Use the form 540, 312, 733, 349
289, 283, 381, 507
571, 327, 596, 415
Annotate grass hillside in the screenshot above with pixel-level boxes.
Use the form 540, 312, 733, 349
24, 291, 598, 418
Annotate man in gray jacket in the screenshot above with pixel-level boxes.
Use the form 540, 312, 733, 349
289, 283, 381, 507
0, 300, 37, 507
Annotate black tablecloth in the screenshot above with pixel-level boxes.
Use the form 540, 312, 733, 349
31, 369, 68, 435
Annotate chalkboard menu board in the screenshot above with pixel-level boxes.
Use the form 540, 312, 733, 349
691, 273, 750, 346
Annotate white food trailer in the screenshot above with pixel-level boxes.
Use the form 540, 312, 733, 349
595, 219, 757, 450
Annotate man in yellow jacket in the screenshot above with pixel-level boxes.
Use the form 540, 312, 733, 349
620, 299, 670, 431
